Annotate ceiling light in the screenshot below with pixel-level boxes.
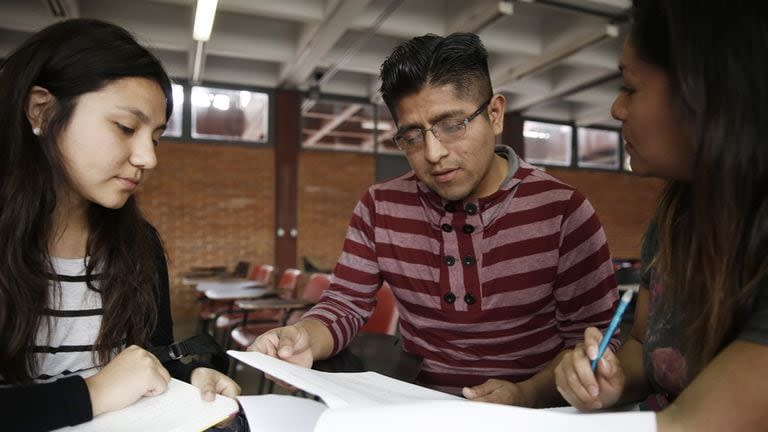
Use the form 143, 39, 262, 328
193, 0, 218, 42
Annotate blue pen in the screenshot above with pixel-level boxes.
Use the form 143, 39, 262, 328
591, 289, 634, 371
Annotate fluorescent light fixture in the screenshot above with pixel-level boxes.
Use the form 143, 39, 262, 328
193, 0, 218, 41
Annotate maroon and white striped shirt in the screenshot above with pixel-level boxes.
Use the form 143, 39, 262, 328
303, 146, 619, 388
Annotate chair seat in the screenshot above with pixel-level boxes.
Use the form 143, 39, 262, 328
215, 310, 285, 329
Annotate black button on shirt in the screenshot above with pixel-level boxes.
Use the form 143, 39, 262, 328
444, 256, 456, 266
465, 203, 478, 215
441, 223, 453, 233
463, 256, 475, 266
444, 292, 456, 304
464, 294, 476, 305
462, 224, 474, 234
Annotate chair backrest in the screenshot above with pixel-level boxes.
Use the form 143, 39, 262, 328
276, 268, 302, 299
232, 261, 250, 278
301, 273, 331, 302
361, 282, 399, 335
248, 264, 275, 286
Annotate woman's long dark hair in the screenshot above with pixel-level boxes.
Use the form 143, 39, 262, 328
0, 19, 174, 383
633, 0, 768, 367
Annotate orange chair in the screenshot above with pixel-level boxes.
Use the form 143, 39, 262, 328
218, 268, 302, 346
229, 272, 329, 349
361, 281, 399, 335
247, 264, 275, 287
199, 263, 274, 337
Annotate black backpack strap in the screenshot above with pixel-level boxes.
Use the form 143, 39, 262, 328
150, 333, 229, 374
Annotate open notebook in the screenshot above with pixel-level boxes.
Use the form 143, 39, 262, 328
54, 378, 239, 432
228, 350, 657, 432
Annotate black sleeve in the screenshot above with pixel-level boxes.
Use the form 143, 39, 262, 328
146, 226, 208, 382
0, 375, 92, 431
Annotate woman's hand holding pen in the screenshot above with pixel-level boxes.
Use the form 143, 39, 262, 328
554, 327, 626, 411
85, 345, 170, 417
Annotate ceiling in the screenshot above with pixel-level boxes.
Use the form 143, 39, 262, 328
0, 0, 630, 149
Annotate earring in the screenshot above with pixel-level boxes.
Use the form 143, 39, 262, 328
32, 127, 42, 136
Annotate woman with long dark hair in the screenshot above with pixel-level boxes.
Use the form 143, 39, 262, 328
554, 1, 768, 430
0, 19, 239, 431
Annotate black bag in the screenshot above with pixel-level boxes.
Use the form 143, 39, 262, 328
149, 332, 229, 374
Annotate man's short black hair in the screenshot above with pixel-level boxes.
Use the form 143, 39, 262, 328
379, 32, 493, 122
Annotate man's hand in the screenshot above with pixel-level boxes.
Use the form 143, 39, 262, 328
247, 324, 314, 368
462, 379, 534, 406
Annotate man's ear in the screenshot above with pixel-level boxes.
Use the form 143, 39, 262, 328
488, 93, 506, 135
25, 86, 55, 132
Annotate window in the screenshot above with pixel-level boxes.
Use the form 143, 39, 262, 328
163, 84, 184, 138
524, 120, 573, 166
301, 99, 375, 152
577, 127, 620, 169
191, 86, 269, 142
375, 105, 399, 155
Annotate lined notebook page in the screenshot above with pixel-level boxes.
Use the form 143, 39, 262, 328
55, 378, 238, 432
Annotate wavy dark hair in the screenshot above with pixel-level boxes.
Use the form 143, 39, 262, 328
379, 32, 493, 122
0, 19, 173, 383
633, 0, 768, 367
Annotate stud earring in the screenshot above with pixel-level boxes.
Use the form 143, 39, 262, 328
32, 127, 42, 136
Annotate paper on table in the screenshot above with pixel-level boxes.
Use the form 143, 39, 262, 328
315, 400, 657, 432
227, 350, 461, 408
238, 395, 327, 432
54, 378, 239, 432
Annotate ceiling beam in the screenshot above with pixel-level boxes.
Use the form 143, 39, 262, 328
42, 0, 80, 18
494, 22, 618, 88
508, 69, 619, 111
302, 104, 362, 147
279, 0, 372, 88
447, 0, 513, 34
574, 105, 615, 126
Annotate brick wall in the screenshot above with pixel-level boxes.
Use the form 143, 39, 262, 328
297, 151, 375, 272
547, 168, 665, 259
137, 141, 662, 320
138, 140, 275, 320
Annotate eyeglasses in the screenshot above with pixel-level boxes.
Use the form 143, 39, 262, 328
393, 98, 492, 151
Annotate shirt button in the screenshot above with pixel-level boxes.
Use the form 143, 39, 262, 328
444, 203, 456, 213
462, 224, 474, 234
462, 256, 475, 266
441, 223, 453, 233
464, 294, 476, 305
465, 203, 478, 215
444, 256, 456, 266
444, 292, 456, 304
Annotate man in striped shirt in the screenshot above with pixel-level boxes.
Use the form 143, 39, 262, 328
249, 33, 619, 407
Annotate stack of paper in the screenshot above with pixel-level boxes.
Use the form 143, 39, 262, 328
228, 350, 657, 432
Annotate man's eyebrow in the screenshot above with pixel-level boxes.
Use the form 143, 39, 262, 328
396, 109, 468, 133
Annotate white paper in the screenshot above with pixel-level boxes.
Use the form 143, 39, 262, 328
227, 350, 461, 408
238, 394, 327, 432
55, 378, 238, 432
315, 400, 657, 432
